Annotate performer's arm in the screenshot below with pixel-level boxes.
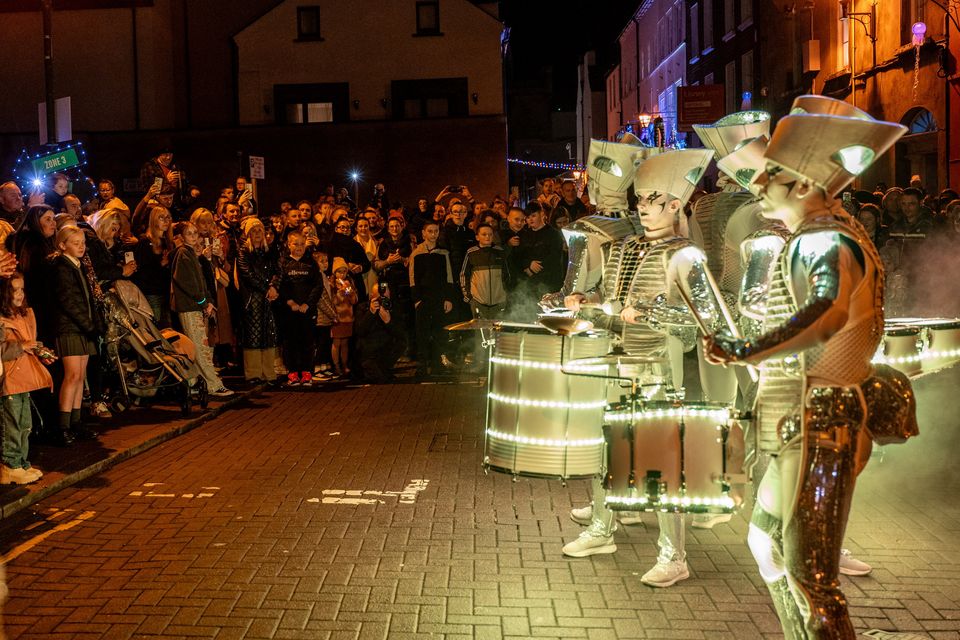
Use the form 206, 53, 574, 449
712, 231, 864, 364
738, 232, 787, 320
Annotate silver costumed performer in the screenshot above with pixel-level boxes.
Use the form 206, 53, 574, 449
561, 149, 721, 590
690, 111, 771, 407
704, 111, 907, 639
541, 137, 659, 311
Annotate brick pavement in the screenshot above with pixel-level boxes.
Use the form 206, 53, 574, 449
0, 371, 958, 639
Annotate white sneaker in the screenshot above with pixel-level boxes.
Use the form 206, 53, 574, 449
618, 512, 644, 526
691, 513, 733, 529
91, 401, 113, 419
640, 560, 690, 587
570, 504, 593, 526
1, 465, 37, 485
839, 549, 872, 576
562, 529, 617, 558
210, 387, 235, 398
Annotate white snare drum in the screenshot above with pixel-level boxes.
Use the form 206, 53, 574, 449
876, 318, 960, 378
484, 329, 610, 479
602, 401, 743, 513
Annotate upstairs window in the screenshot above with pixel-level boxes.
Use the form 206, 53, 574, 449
297, 6, 322, 41
416, 1, 441, 36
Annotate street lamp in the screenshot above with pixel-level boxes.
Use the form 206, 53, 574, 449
350, 170, 360, 208
638, 106, 652, 128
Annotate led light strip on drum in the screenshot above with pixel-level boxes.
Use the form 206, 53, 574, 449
872, 347, 960, 366
485, 429, 605, 448
489, 356, 607, 373
603, 407, 732, 423
487, 392, 607, 410
605, 495, 736, 509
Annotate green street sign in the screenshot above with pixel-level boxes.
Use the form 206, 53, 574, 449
31, 147, 81, 176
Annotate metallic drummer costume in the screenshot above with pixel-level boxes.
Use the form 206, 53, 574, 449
558, 149, 718, 589
690, 111, 772, 407
540, 138, 659, 311
705, 110, 909, 639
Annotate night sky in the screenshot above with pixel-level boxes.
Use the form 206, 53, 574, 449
500, 0, 637, 109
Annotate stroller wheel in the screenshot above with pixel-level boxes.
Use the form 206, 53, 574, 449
110, 396, 129, 415
180, 381, 192, 417
195, 378, 209, 410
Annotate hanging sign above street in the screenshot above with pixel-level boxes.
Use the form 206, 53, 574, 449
678, 85, 727, 132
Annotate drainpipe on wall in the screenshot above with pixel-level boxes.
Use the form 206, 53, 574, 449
132, 7, 141, 130
946, 11, 953, 188
635, 15, 641, 121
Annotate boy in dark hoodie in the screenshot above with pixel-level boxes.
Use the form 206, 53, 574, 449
273, 231, 323, 385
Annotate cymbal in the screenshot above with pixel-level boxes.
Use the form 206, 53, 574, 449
567, 353, 667, 367
539, 316, 594, 336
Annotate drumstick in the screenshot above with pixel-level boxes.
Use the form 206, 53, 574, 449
674, 281, 711, 335
674, 278, 758, 382
699, 270, 760, 383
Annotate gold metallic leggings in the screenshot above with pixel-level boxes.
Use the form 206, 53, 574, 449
748, 387, 867, 640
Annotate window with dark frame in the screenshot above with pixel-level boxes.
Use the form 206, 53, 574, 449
297, 6, 322, 41
416, 0, 441, 35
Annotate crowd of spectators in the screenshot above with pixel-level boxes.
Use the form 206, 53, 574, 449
0, 158, 597, 485
2, 146, 948, 487
843, 176, 960, 317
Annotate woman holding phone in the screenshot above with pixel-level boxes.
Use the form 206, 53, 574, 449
133, 206, 174, 327
190, 208, 235, 363
87, 209, 137, 284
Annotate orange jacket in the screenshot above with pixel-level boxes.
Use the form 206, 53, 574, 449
1, 309, 54, 396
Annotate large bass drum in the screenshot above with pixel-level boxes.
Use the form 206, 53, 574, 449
484, 328, 610, 479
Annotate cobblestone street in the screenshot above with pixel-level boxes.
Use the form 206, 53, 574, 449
1, 373, 959, 639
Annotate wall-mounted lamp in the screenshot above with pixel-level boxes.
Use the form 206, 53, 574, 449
352, 99, 360, 110
637, 105, 653, 128
471, 92, 479, 105
839, 0, 877, 43
911, 21, 927, 46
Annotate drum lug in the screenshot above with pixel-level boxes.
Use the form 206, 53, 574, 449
714, 472, 747, 485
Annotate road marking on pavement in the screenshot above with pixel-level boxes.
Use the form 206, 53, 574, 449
308, 479, 430, 505
1, 511, 95, 563
128, 483, 221, 499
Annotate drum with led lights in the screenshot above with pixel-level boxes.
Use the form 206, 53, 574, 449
601, 401, 744, 513
875, 318, 960, 379
484, 328, 610, 479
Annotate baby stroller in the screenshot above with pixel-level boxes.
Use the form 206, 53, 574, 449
103, 280, 209, 416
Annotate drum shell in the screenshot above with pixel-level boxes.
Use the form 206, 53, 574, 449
881, 318, 960, 378
603, 402, 742, 513
485, 331, 610, 478
881, 326, 922, 378
920, 320, 960, 375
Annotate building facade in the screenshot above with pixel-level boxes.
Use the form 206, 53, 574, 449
0, 0, 509, 211
604, 0, 958, 191
605, 0, 687, 145
233, 0, 503, 126
756, 0, 956, 191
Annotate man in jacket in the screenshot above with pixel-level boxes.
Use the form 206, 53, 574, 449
510, 202, 566, 318
409, 221, 456, 378
551, 179, 587, 223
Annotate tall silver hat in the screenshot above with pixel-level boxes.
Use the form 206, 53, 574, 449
633, 149, 715, 207
790, 95, 872, 119
716, 136, 769, 191
692, 110, 771, 159
764, 113, 907, 197
587, 134, 645, 199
